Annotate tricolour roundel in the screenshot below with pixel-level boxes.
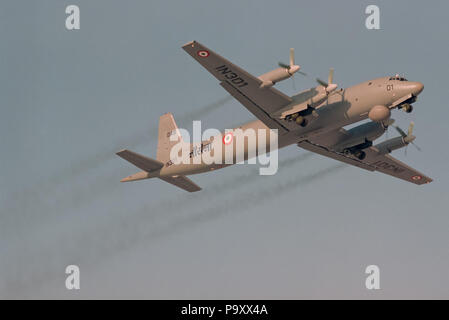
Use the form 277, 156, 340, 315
222, 132, 233, 145
197, 50, 210, 58
412, 175, 422, 181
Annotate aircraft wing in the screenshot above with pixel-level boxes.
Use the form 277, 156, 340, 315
182, 41, 291, 134
297, 140, 432, 185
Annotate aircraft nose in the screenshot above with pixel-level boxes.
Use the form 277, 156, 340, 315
412, 82, 424, 95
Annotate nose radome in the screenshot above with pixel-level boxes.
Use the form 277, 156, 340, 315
412, 82, 424, 95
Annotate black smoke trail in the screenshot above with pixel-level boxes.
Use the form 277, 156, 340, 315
2, 96, 233, 223
1, 160, 346, 298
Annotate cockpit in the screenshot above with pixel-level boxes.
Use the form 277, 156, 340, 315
389, 74, 408, 81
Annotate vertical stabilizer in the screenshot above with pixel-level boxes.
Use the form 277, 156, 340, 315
156, 113, 183, 164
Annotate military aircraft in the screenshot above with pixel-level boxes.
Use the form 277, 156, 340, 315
117, 41, 432, 192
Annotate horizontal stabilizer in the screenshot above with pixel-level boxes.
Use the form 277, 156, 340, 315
116, 149, 201, 191
120, 171, 150, 182
159, 175, 201, 192
116, 149, 164, 172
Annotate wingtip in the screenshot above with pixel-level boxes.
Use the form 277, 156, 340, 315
120, 175, 137, 182
182, 40, 197, 48
116, 149, 132, 158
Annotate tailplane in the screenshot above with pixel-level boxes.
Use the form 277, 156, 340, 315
116, 113, 201, 192
116, 149, 163, 182
117, 149, 164, 172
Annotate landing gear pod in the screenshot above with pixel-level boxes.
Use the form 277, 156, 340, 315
353, 150, 366, 160
295, 115, 307, 127
402, 103, 413, 113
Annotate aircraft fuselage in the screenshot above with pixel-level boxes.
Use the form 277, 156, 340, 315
159, 76, 423, 177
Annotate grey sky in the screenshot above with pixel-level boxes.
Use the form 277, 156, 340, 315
0, 0, 448, 298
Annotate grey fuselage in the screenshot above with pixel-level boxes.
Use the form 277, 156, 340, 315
159, 76, 423, 177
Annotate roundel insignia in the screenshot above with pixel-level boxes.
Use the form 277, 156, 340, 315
412, 175, 422, 181
197, 50, 210, 58
222, 132, 233, 145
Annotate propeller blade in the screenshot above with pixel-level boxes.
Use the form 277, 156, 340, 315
316, 68, 337, 92
298, 71, 307, 76
316, 78, 328, 87
328, 68, 334, 85
290, 48, 295, 66
411, 142, 422, 152
394, 121, 422, 151
393, 125, 407, 138
278, 62, 290, 69
408, 121, 414, 137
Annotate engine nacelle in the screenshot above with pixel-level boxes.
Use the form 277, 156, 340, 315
369, 105, 391, 122
374, 136, 408, 155
333, 121, 385, 152
258, 66, 299, 88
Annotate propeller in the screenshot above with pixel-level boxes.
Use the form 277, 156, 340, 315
277, 48, 306, 91
278, 48, 307, 75
316, 68, 338, 93
393, 121, 422, 152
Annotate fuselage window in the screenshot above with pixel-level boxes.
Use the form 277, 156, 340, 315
389, 76, 408, 81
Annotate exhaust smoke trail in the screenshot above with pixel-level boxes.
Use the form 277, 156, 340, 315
177, 95, 233, 125
143, 164, 347, 242
2, 96, 232, 222
2, 151, 314, 241
2, 139, 311, 241
105, 152, 316, 226
122, 162, 343, 240
2, 158, 345, 297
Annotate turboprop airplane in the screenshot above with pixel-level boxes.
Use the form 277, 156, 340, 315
116, 41, 432, 192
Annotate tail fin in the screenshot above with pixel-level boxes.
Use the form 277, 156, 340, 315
116, 114, 202, 192
156, 113, 183, 164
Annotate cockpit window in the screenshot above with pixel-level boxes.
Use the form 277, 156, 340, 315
389, 75, 408, 81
